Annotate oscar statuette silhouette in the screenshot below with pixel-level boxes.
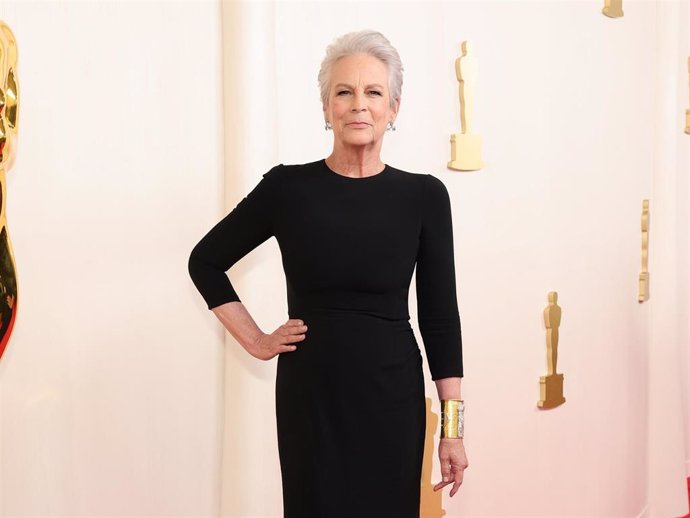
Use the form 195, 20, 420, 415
448, 41, 483, 172
0, 20, 19, 363
602, 0, 624, 18
638, 200, 650, 303
538, 292, 566, 409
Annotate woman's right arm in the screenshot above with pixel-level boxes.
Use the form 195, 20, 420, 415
210, 301, 306, 360
188, 165, 307, 359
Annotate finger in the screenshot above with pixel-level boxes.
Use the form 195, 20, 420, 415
449, 470, 463, 497
282, 333, 306, 344
450, 480, 460, 497
280, 344, 298, 352
433, 480, 451, 491
278, 326, 304, 338
282, 323, 308, 335
450, 465, 466, 496
286, 319, 305, 327
440, 460, 452, 482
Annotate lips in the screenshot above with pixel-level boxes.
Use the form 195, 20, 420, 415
346, 121, 371, 127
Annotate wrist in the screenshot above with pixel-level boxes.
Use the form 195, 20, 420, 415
245, 331, 266, 353
434, 376, 462, 401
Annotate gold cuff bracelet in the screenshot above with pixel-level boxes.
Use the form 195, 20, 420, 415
440, 399, 465, 439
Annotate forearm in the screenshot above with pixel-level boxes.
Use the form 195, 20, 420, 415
211, 301, 264, 352
435, 376, 462, 401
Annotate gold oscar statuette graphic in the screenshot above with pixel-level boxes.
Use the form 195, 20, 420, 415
602, 0, 624, 18
448, 41, 483, 172
538, 292, 566, 409
0, 20, 19, 363
638, 199, 650, 303
685, 57, 690, 135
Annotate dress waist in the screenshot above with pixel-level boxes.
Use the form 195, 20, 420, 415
287, 289, 410, 323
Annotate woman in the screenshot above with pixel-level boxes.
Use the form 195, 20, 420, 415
188, 29, 468, 518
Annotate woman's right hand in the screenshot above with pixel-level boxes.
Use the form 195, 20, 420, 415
249, 319, 308, 361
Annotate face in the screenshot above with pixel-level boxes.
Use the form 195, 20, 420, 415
323, 53, 399, 150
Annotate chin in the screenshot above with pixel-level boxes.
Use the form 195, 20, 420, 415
341, 135, 378, 147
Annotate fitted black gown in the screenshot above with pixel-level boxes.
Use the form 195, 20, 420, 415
188, 158, 463, 518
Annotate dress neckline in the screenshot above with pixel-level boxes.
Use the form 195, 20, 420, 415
321, 158, 390, 181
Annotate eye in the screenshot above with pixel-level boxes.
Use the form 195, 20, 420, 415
336, 90, 351, 96
368, 90, 382, 96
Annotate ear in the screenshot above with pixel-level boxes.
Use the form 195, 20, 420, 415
391, 96, 401, 119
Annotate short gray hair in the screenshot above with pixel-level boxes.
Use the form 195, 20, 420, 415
318, 30, 403, 110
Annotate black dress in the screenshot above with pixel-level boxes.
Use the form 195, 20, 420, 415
188, 158, 463, 518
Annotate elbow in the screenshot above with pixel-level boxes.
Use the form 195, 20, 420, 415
187, 245, 197, 275
187, 242, 206, 282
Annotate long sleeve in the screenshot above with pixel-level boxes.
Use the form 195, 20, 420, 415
415, 174, 464, 380
188, 165, 282, 310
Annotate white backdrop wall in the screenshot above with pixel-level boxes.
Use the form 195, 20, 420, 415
220, 1, 689, 517
648, 1, 690, 516
680, 0, 690, 493
0, 1, 225, 516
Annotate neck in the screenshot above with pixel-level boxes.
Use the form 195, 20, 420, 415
326, 141, 385, 176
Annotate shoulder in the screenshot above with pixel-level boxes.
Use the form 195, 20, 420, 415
261, 163, 286, 181
386, 164, 446, 185
416, 173, 452, 211
379, 164, 452, 207
383, 163, 435, 188
262, 160, 321, 181
385, 163, 423, 178
259, 162, 304, 193
424, 173, 450, 198
388, 165, 449, 196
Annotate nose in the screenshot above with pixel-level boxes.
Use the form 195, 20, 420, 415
351, 91, 367, 112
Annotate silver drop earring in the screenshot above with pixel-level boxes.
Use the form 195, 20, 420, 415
325, 121, 332, 131
387, 121, 396, 131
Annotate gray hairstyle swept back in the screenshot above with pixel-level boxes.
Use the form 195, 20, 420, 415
318, 30, 403, 110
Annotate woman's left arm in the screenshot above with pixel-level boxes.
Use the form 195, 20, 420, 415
415, 174, 469, 497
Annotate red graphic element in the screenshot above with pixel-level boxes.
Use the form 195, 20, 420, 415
0, 291, 16, 361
